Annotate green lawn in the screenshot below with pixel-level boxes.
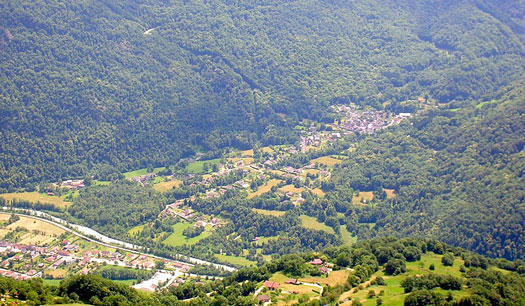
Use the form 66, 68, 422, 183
299, 215, 335, 234
162, 223, 212, 247
123, 167, 166, 179
185, 159, 221, 174
216, 254, 256, 267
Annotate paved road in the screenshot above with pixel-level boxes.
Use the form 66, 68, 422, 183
0, 207, 237, 272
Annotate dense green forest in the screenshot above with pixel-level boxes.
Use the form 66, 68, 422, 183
0, 237, 523, 305
1, 0, 524, 189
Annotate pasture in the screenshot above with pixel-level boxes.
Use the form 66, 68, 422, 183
299, 215, 334, 234
247, 179, 281, 199
0, 192, 71, 209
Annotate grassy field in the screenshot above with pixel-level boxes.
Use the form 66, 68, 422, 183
0, 215, 65, 243
352, 191, 374, 204
384, 188, 396, 199
45, 268, 67, 278
268, 272, 319, 304
311, 156, 343, 166
279, 185, 306, 194
128, 224, 145, 236
241, 149, 254, 157
228, 157, 255, 165
185, 159, 221, 174
216, 254, 256, 267
123, 167, 166, 179
339, 252, 467, 306
262, 146, 274, 154
299, 215, 334, 234
300, 269, 352, 287
252, 208, 286, 217
0, 192, 71, 209
162, 223, 212, 247
247, 179, 282, 199
312, 188, 325, 197
152, 179, 182, 192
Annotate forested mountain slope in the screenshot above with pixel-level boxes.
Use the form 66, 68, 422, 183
331, 80, 525, 260
1, 0, 523, 190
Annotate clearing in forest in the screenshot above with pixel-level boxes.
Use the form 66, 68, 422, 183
383, 188, 396, 199
247, 179, 281, 199
310, 156, 343, 166
299, 215, 334, 234
0, 192, 71, 209
241, 149, 254, 157
352, 191, 374, 204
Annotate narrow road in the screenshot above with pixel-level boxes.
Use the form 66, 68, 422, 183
0, 207, 237, 272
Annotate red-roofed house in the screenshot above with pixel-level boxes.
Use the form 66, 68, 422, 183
263, 281, 280, 290
310, 258, 323, 265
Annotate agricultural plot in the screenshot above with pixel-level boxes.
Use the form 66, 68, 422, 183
299, 215, 334, 234
152, 179, 182, 192
310, 156, 343, 166
241, 149, 254, 157
0, 215, 65, 245
0, 192, 71, 209
248, 179, 282, 199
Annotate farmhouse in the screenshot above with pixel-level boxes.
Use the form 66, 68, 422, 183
310, 258, 323, 265
263, 280, 280, 290
257, 295, 271, 303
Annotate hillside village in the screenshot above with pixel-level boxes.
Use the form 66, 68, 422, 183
0, 106, 413, 292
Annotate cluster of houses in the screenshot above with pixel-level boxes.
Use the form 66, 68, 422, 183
50, 179, 85, 190
334, 105, 412, 134
160, 202, 224, 229
131, 173, 157, 186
